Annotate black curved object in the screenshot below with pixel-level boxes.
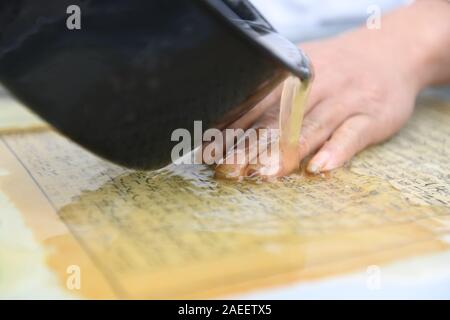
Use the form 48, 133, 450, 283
0, 0, 312, 169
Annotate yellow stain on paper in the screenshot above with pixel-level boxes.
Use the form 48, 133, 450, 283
0, 98, 449, 299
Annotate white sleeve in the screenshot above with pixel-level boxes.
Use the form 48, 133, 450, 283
250, 0, 412, 42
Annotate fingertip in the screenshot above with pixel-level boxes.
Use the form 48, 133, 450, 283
244, 165, 260, 178
306, 150, 331, 174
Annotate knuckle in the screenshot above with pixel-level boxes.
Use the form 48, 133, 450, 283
302, 117, 325, 135
299, 136, 312, 157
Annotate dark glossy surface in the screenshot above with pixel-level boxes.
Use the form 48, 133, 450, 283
0, 0, 311, 169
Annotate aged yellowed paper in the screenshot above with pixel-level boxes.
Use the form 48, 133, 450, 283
0, 98, 448, 299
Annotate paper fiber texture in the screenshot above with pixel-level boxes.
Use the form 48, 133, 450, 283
0, 98, 448, 298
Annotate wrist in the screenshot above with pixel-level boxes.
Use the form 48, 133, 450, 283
342, 0, 450, 91
395, 0, 450, 88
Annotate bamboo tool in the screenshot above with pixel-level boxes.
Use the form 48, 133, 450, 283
0, 0, 312, 170
214, 74, 312, 180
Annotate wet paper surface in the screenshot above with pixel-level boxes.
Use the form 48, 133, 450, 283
215, 75, 311, 179
0, 99, 449, 299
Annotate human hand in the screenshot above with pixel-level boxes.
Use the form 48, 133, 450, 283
214, 31, 419, 179
214, 0, 450, 179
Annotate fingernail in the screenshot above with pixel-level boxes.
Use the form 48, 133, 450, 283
307, 151, 330, 174
245, 166, 260, 178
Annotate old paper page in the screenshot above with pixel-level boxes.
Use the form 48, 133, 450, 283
0, 98, 449, 299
